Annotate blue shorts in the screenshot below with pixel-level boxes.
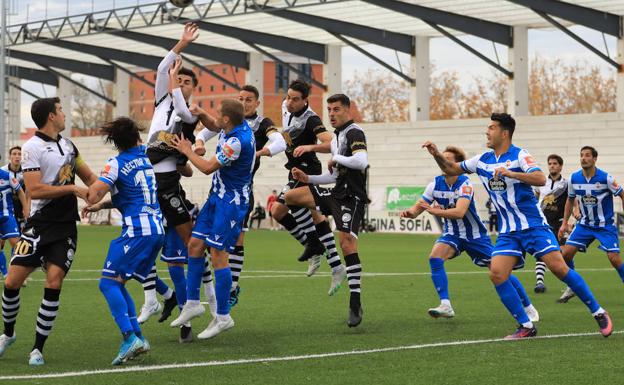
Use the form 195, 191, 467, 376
435, 234, 492, 267
192, 194, 248, 252
493, 227, 560, 267
566, 224, 620, 253
160, 227, 188, 264
103, 234, 165, 281
0, 215, 19, 239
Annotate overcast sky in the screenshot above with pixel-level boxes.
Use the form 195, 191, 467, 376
7, 0, 619, 128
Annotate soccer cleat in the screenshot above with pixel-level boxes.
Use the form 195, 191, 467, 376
158, 295, 178, 323
111, 334, 144, 366
134, 336, 150, 357
306, 254, 322, 277
297, 240, 325, 262
595, 312, 613, 337
557, 287, 576, 303
229, 286, 241, 307
428, 303, 455, 319
180, 323, 193, 343
28, 349, 44, 366
137, 301, 162, 324
170, 302, 205, 327
347, 306, 363, 327
328, 265, 347, 296
0, 334, 16, 357
197, 316, 235, 340
504, 325, 537, 340
524, 305, 540, 323
534, 282, 546, 294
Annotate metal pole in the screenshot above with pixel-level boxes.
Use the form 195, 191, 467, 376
0, 0, 7, 161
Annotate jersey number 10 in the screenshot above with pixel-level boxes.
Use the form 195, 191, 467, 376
134, 169, 157, 205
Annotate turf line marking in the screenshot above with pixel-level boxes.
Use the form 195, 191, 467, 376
0, 330, 621, 380
22, 268, 618, 283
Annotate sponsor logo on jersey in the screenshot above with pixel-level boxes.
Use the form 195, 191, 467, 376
582, 195, 598, 206
222, 143, 235, 158
524, 156, 536, 168
461, 185, 473, 195
488, 178, 507, 192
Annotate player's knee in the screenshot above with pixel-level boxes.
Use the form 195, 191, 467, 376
488, 268, 508, 285
339, 234, 357, 254
271, 203, 286, 220
607, 253, 621, 266
188, 238, 205, 257
45, 276, 63, 290
211, 252, 228, 269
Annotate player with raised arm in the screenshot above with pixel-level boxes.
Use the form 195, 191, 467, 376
284, 94, 366, 326
140, 23, 217, 341
423, 113, 612, 339
0, 97, 98, 365
83, 117, 165, 365
195, 84, 288, 306
169, 100, 254, 339
557, 146, 624, 303
401, 146, 537, 321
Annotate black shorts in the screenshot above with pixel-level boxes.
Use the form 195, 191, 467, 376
310, 186, 365, 237
156, 171, 192, 227
11, 221, 77, 273
277, 174, 311, 205
241, 190, 255, 232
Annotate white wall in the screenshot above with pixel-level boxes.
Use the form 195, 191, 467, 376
69, 112, 624, 219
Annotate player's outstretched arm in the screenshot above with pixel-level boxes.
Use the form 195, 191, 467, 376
190, 105, 218, 132
171, 134, 221, 175
495, 168, 546, 186
75, 158, 98, 187
421, 198, 470, 220
400, 199, 427, 219
86, 180, 111, 205
171, 22, 199, 55
422, 141, 464, 176
293, 131, 332, 157
257, 129, 287, 158
558, 196, 576, 240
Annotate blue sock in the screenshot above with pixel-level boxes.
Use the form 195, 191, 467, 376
495, 279, 530, 325
119, 285, 142, 338
429, 258, 449, 301
509, 275, 531, 307
0, 250, 6, 276
214, 267, 232, 316
99, 279, 133, 335
186, 256, 205, 301
566, 259, 575, 270
562, 269, 600, 313
168, 265, 187, 309
155, 277, 170, 296
616, 264, 624, 283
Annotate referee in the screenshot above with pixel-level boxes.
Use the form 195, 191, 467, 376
0, 97, 97, 366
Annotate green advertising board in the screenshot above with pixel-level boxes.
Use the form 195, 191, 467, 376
386, 186, 425, 210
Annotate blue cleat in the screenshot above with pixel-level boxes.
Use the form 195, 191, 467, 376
111, 334, 144, 366
28, 349, 44, 366
229, 286, 241, 307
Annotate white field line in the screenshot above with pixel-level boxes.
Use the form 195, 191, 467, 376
21, 268, 617, 282
0, 330, 620, 381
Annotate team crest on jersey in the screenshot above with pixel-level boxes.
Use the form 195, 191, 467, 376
342, 213, 352, 223
582, 195, 598, 206
461, 185, 473, 195
488, 178, 507, 192
524, 156, 536, 167
57, 164, 75, 185
505, 160, 511, 167
101, 164, 111, 178
222, 143, 235, 158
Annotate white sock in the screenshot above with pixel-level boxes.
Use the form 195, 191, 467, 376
204, 283, 216, 300
441, 299, 451, 307
592, 307, 606, 317
217, 313, 231, 322
144, 289, 157, 305
331, 264, 344, 273
524, 304, 536, 312
185, 299, 200, 307
521, 321, 534, 328
163, 288, 173, 300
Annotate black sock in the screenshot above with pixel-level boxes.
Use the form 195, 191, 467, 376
315, 221, 342, 269
2, 287, 20, 337
344, 253, 362, 309
33, 288, 61, 353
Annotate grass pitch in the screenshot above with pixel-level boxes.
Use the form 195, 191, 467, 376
0, 226, 622, 384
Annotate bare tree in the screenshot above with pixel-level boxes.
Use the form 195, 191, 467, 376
72, 79, 112, 136
344, 69, 409, 122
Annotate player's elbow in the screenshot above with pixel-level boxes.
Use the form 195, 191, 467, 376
535, 174, 547, 186
86, 190, 100, 205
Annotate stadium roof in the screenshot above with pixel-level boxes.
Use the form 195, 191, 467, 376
4, 0, 624, 86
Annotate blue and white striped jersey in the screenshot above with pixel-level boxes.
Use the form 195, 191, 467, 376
99, 145, 164, 238
210, 122, 255, 205
460, 145, 548, 233
568, 168, 622, 228
0, 169, 20, 217
422, 175, 488, 240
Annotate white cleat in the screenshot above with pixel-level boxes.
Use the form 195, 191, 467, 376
306, 254, 322, 277
197, 315, 235, 340
137, 301, 162, 324
525, 304, 540, 323
170, 302, 205, 328
0, 333, 16, 357
328, 265, 346, 296
428, 303, 455, 318
557, 287, 576, 303
28, 349, 44, 366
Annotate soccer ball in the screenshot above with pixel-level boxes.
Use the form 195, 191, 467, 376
169, 0, 194, 8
